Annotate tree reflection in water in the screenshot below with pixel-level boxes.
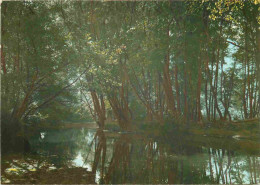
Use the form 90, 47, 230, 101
89, 131, 259, 184
1, 128, 259, 184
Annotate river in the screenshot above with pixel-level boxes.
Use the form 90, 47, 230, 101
1, 127, 259, 184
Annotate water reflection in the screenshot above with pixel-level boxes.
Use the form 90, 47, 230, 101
1, 128, 259, 184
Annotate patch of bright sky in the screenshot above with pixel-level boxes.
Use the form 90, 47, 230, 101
223, 40, 238, 71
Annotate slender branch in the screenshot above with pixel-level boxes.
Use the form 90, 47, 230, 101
23, 70, 87, 118
227, 40, 254, 53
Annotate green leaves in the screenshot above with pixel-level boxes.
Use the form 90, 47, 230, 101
2, 0, 258, 124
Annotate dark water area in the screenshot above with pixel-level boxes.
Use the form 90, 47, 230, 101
1, 127, 260, 184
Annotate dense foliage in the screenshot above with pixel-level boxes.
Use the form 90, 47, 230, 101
1, 1, 259, 129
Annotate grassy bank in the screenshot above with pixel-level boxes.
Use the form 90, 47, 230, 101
103, 119, 260, 155
189, 119, 259, 140
103, 119, 260, 140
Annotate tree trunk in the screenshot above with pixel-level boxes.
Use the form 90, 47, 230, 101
174, 64, 181, 114
91, 91, 106, 128
1, 44, 7, 74
163, 53, 176, 116
197, 50, 202, 122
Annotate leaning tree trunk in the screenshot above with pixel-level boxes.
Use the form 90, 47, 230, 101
91, 91, 106, 128
108, 93, 131, 131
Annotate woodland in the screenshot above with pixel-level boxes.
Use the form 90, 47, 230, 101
1, 0, 259, 148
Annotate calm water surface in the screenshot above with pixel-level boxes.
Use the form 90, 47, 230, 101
1, 127, 259, 184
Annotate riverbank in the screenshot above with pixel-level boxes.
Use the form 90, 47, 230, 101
102, 119, 260, 155
188, 118, 259, 140
33, 119, 259, 140
3, 118, 258, 154
102, 118, 260, 140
